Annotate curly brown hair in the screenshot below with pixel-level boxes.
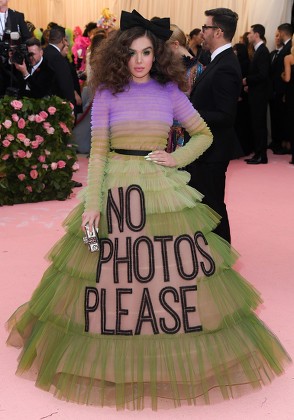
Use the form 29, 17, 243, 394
89, 26, 187, 95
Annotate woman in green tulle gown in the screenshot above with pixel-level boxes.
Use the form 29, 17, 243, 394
6, 9, 291, 410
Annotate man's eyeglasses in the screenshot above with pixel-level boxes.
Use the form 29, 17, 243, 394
202, 25, 223, 32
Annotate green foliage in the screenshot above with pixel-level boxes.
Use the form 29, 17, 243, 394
0, 96, 79, 205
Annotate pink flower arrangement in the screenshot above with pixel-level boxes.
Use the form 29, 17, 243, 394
0, 95, 77, 205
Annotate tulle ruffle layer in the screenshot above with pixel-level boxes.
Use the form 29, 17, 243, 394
6, 155, 291, 409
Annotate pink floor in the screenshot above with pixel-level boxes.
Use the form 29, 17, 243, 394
1, 151, 294, 420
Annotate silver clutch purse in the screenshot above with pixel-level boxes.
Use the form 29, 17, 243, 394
83, 223, 100, 252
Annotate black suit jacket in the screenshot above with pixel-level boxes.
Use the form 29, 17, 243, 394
43, 44, 75, 104
189, 47, 242, 162
22, 58, 55, 99
271, 40, 292, 96
5, 9, 31, 40
246, 43, 270, 100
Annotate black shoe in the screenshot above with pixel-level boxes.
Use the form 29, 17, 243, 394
72, 180, 83, 188
244, 154, 259, 162
247, 156, 268, 165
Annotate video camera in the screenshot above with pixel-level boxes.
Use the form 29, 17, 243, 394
0, 30, 28, 65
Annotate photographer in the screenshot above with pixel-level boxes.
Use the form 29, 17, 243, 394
0, 0, 32, 95
0, 1, 31, 41
13, 38, 54, 98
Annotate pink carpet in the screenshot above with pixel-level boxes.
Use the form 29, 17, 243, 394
1, 151, 293, 420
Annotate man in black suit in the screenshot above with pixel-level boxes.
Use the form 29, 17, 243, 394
0, 0, 31, 95
269, 23, 293, 154
43, 25, 82, 188
0, 0, 31, 41
43, 25, 75, 105
13, 38, 54, 98
188, 8, 242, 243
243, 24, 270, 165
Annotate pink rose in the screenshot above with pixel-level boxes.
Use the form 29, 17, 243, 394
46, 127, 55, 135
11, 99, 23, 110
69, 102, 74, 110
38, 155, 46, 163
43, 122, 51, 129
18, 174, 26, 181
42, 164, 48, 169
72, 162, 79, 171
26, 186, 33, 193
59, 122, 70, 133
2, 154, 9, 160
12, 114, 19, 122
23, 139, 30, 147
17, 150, 26, 158
30, 169, 38, 179
3, 120, 12, 129
17, 118, 26, 129
39, 111, 48, 119
44, 149, 51, 156
31, 140, 39, 149
51, 162, 58, 170
17, 133, 26, 141
35, 115, 44, 123
26, 151, 32, 158
28, 114, 35, 122
57, 160, 66, 168
6, 134, 14, 141
31, 165, 37, 169
35, 135, 44, 143
2, 139, 10, 147
48, 106, 57, 115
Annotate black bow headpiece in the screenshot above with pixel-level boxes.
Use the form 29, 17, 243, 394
120, 9, 172, 41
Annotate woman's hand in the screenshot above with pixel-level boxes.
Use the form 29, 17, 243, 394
82, 211, 100, 232
145, 150, 177, 167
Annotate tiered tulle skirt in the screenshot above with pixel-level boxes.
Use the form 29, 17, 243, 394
6, 153, 291, 410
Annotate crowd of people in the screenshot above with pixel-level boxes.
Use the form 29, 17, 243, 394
0, 2, 293, 169
5, 2, 292, 411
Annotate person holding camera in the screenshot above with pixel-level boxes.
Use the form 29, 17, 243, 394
0, 0, 31, 95
13, 37, 54, 98
0, 0, 31, 41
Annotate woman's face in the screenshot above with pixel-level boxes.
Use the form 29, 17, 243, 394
128, 35, 154, 83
